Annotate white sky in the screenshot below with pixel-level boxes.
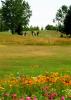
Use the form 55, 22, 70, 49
26, 0, 71, 28
0, 0, 71, 28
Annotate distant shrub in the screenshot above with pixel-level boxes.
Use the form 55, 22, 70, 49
45, 25, 57, 30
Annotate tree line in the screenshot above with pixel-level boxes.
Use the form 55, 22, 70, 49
0, 0, 71, 36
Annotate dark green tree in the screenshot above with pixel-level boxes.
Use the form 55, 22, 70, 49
0, 8, 8, 31
0, 8, 3, 31
56, 5, 68, 25
64, 6, 71, 36
45, 24, 57, 30
55, 5, 68, 32
1, 0, 32, 35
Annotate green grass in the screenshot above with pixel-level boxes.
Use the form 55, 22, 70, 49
39, 30, 60, 37
1, 57, 71, 75
0, 31, 71, 77
0, 44, 71, 77
0, 32, 71, 46
0, 30, 60, 37
0, 31, 11, 35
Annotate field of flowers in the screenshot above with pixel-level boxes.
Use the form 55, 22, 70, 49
0, 72, 71, 100
0, 31, 71, 100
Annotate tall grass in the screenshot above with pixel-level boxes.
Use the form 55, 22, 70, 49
0, 34, 71, 45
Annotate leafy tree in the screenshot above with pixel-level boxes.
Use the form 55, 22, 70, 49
64, 6, 71, 36
0, 8, 3, 31
56, 5, 68, 25
0, 8, 8, 31
45, 24, 57, 30
1, 0, 32, 35
55, 5, 68, 32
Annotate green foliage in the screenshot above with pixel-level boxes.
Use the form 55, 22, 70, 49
45, 24, 57, 30
58, 24, 64, 33
1, 0, 32, 35
55, 5, 68, 33
56, 5, 68, 25
0, 8, 8, 32
64, 6, 71, 36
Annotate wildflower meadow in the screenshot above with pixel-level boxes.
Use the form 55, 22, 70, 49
0, 31, 71, 100
0, 72, 71, 100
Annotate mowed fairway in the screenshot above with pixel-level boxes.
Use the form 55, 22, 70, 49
0, 44, 71, 77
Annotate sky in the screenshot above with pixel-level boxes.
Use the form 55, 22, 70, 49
26, 0, 71, 28
0, 0, 71, 28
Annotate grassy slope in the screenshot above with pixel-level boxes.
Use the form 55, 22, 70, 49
0, 32, 71, 46
0, 31, 71, 77
0, 30, 60, 37
0, 45, 71, 77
